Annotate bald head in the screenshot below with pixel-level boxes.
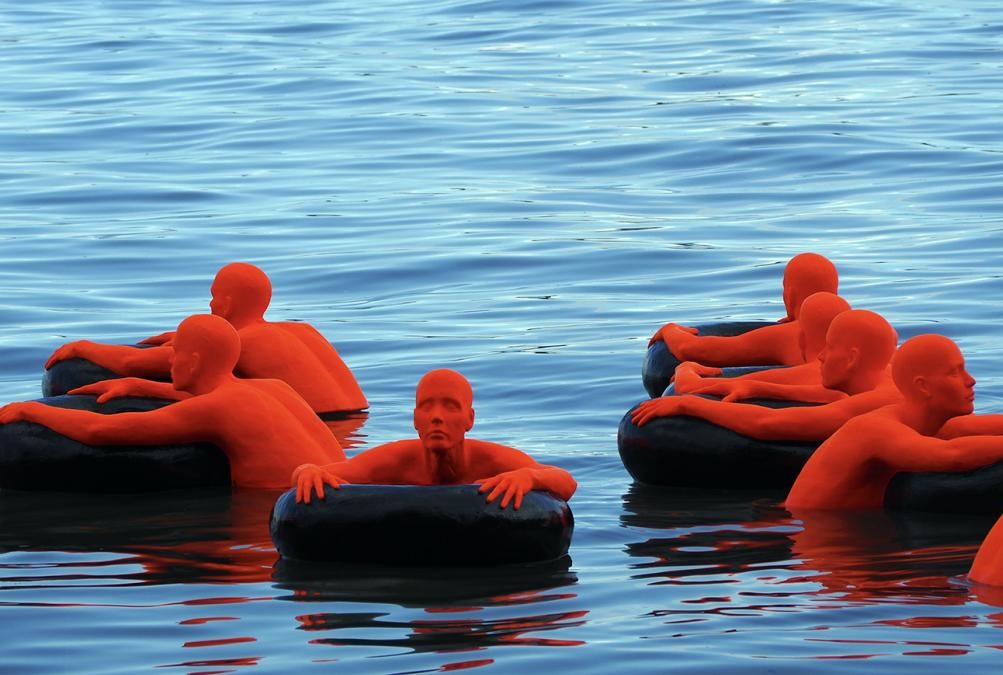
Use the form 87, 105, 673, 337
782, 253, 839, 321
416, 368, 473, 408
210, 262, 272, 324
890, 334, 977, 419
820, 309, 897, 392
829, 309, 897, 365
798, 292, 851, 361
172, 314, 241, 388
413, 368, 475, 456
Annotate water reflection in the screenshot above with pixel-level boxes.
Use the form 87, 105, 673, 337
274, 557, 585, 661
319, 411, 368, 452
787, 508, 989, 605
621, 484, 797, 583
621, 483, 1001, 661
0, 487, 280, 585
621, 484, 992, 603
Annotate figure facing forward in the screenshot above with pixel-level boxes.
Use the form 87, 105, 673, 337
294, 368, 577, 510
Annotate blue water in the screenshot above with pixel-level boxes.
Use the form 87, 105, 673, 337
3, 0, 1003, 671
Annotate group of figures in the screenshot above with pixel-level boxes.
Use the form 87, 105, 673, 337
623, 252, 1003, 588
2, 255, 1003, 582
0, 263, 577, 563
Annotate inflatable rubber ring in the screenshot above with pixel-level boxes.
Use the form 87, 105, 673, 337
885, 461, 1003, 514
642, 321, 776, 398
0, 395, 230, 492
269, 484, 574, 565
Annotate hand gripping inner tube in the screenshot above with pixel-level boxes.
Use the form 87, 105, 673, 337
619, 391, 1003, 514
42, 345, 162, 398
618, 394, 819, 490
270, 484, 574, 565
0, 395, 230, 492
642, 321, 776, 398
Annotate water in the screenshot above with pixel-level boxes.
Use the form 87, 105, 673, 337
2, 0, 1003, 671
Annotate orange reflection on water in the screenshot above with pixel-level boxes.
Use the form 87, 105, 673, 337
183, 636, 257, 649
788, 508, 978, 605
298, 604, 588, 654
440, 657, 494, 670
322, 413, 368, 452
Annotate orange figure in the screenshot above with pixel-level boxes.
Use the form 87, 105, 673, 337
632, 309, 900, 440
45, 262, 367, 414
293, 369, 577, 510
648, 252, 839, 368
971, 514, 1003, 587
786, 334, 1003, 510
674, 291, 852, 403
0, 315, 345, 489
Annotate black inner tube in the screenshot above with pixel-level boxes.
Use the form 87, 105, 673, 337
270, 484, 574, 565
0, 395, 230, 492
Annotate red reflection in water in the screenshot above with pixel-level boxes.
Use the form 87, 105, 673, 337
787, 508, 975, 606
902, 648, 970, 656
179, 616, 240, 625
129, 490, 280, 587
156, 655, 261, 670
441, 658, 494, 670
412, 608, 588, 648
183, 636, 257, 649
299, 600, 588, 655
806, 636, 973, 659
324, 415, 367, 452
875, 616, 978, 629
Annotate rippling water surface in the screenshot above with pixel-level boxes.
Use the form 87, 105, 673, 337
3, 0, 1003, 672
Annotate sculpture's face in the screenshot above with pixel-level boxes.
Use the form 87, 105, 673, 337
818, 333, 856, 391
170, 339, 199, 391
208, 281, 231, 319
924, 349, 976, 417
413, 378, 474, 456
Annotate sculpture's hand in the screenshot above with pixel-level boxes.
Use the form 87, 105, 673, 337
685, 362, 722, 377
673, 361, 724, 393
691, 380, 748, 401
293, 464, 348, 504
648, 322, 698, 347
138, 330, 175, 346
631, 397, 686, 426
0, 401, 46, 425
69, 379, 133, 403
476, 467, 535, 510
45, 341, 95, 369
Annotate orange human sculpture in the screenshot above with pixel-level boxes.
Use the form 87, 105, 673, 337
293, 369, 577, 510
785, 334, 1003, 510
632, 309, 900, 441
971, 514, 1003, 587
44, 262, 367, 414
648, 252, 839, 368
673, 291, 852, 404
0, 314, 345, 489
